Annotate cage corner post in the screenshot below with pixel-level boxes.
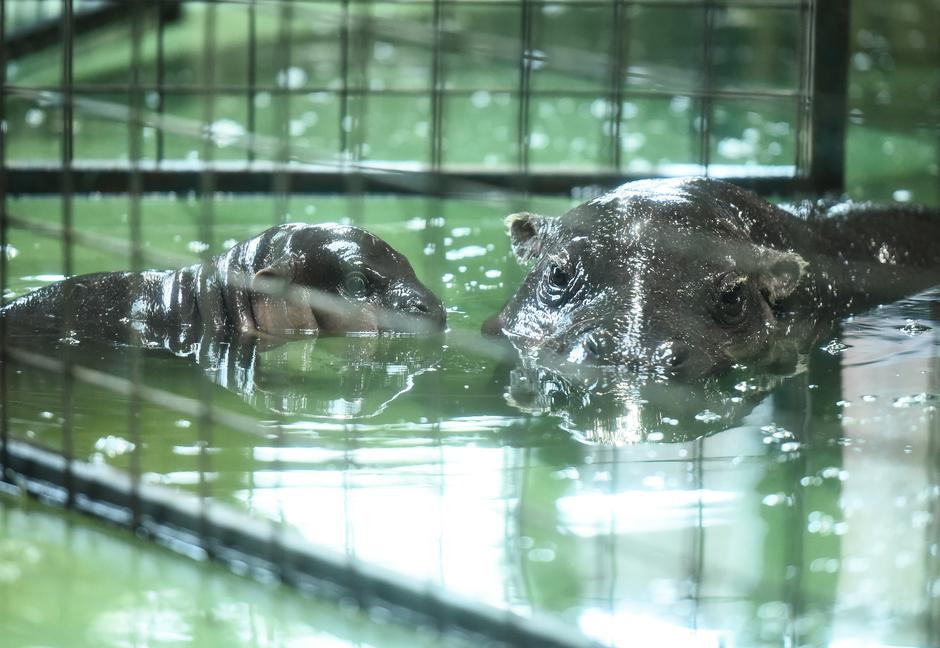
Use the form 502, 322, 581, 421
807, 0, 851, 196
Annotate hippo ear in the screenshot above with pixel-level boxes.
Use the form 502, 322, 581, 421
506, 212, 554, 263
755, 248, 808, 303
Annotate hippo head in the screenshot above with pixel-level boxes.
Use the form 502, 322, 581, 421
221, 223, 446, 337
484, 178, 808, 379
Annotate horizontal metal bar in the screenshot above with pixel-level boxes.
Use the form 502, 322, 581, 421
3, 83, 802, 102
3, 1, 183, 60
3, 162, 811, 197
0, 437, 600, 648
188, 0, 808, 8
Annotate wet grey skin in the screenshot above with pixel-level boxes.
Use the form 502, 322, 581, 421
0, 223, 446, 353
483, 177, 940, 379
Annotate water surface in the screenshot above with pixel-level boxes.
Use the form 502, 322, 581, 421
2, 195, 938, 647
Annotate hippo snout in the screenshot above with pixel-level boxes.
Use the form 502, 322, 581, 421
385, 287, 447, 333
573, 328, 691, 374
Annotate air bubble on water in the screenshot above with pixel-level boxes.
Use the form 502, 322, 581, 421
551, 466, 579, 480
899, 319, 931, 335
94, 435, 136, 457
852, 52, 873, 71
893, 393, 933, 408
662, 417, 678, 426
484, 269, 501, 279
2, 244, 18, 260
529, 131, 549, 150
289, 119, 306, 137
470, 91, 492, 109
622, 132, 645, 153
590, 99, 608, 120
717, 137, 755, 159
445, 245, 487, 261
646, 431, 664, 442
25, 108, 45, 127
276, 66, 307, 89
207, 119, 245, 148
861, 394, 878, 402
222, 238, 238, 250
187, 240, 209, 254
821, 340, 850, 355
694, 409, 722, 423
669, 96, 691, 114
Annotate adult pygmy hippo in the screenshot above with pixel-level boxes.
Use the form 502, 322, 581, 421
483, 177, 940, 379
1, 223, 446, 351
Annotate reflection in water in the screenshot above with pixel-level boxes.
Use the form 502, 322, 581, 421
195, 334, 443, 419
3, 292, 938, 647
502, 354, 787, 444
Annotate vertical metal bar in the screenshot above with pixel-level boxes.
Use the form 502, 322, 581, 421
127, 0, 145, 531
699, 1, 716, 174
925, 299, 939, 647
339, 0, 351, 158
198, 0, 218, 559
0, 0, 8, 476
808, 0, 850, 194
794, 0, 812, 181
156, 0, 167, 163
247, 0, 257, 164
430, 0, 445, 177
609, 0, 628, 170
274, 0, 291, 224
517, 0, 533, 175
691, 437, 704, 630
61, 0, 76, 509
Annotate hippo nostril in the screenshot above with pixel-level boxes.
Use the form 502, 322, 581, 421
655, 340, 689, 369
412, 298, 429, 314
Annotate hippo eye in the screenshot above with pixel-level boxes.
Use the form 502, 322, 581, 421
344, 271, 368, 297
548, 264, 570, 289
717, 279, 748, 324
540, 263, 572, 306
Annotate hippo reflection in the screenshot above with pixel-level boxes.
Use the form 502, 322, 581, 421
1, 223, 446, 352
503, 356, 777, 444
484, 178, 940, 379
196, 334, 443, 419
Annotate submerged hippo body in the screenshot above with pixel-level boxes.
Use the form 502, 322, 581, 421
1, 223, 446, 353
484, 177, 940, 379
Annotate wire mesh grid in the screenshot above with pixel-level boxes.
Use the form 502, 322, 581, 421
6, 1, 934, 647
2, 0, 848, 195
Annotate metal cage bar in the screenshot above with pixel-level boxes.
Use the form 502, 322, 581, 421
0, 0, 850, 198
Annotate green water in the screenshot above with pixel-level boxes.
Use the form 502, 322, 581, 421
0, 494, 475, 647
2, 0, 940, 646
2, 195, 939, 647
